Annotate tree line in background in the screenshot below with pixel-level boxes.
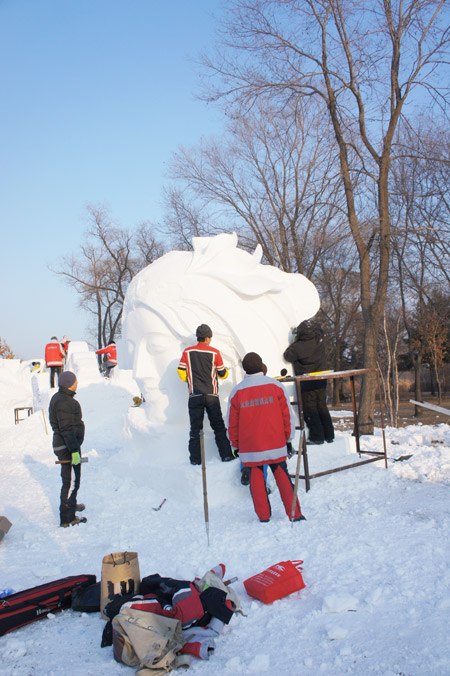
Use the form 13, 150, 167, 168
0, 338, 14, 359
53, 0, 450, 432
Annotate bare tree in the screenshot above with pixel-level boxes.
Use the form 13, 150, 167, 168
378, 312, 402, 427
169, 98, 346, 274
0, 337, 14, 359
135, 221, 166, 264
160, 187, 209, 251
201, 0, 450, 432
315, 243, 361, 404
421, 293, 450, 402
390, 121, 450, 412
53, 204, 164, 351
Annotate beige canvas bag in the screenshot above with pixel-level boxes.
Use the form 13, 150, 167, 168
112, 606, 190, 674
100, 551, 140, 619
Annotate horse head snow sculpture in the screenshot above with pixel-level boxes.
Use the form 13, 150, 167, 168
121, 232, 320, 430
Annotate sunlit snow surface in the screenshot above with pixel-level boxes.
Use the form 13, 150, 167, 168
1, 353, 450, 675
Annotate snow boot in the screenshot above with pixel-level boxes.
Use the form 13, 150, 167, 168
60, 516, 87, 528
241, 467, 251, 486
76, 504, 85, 512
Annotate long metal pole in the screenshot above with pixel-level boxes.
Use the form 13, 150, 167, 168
290, 378, 305, 523
290, 427, 305, 525
42, 409, 48, 435
200, 431, 210, 546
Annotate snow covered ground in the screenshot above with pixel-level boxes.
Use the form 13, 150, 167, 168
1, 359, 450, 675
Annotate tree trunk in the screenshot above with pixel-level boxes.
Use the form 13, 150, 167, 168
413, 356, 423, 417
358, 318, 379, 435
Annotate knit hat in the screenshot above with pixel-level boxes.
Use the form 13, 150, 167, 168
242, 352, 264, 375
196, 324, 213, 339
58, 371, 77, 389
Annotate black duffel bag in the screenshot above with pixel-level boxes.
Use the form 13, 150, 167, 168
71, 581, 101, 613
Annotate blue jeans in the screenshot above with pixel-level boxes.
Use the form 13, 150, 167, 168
241, 462, 267, 481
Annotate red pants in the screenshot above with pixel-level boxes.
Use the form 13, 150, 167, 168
249, 461, 302, 522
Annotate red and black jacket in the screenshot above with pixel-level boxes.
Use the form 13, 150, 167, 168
95, 343, 117, 364
177, 343, 228, 395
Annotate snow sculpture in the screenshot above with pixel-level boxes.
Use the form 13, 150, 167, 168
121, 233, 320, 429
65, 341, 103, 383
118, 233, 320, 490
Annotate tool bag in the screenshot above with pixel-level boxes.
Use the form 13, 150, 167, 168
243, 560, 305, 604
100, 551, 140, 619
71, 580, 101, 613
0, 574, 97, 636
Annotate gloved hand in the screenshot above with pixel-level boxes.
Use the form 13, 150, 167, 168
286, 442, 294, 458
71, 451, 81, 465
232, 448, 239, 458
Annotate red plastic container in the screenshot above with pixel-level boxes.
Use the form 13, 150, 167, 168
243, 560, 305, 604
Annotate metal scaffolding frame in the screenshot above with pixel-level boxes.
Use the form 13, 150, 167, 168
280, 368, 388, 492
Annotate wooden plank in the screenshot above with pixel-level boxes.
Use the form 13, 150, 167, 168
409, 400, 450, 416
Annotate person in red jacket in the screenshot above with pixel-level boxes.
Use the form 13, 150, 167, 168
45, 336, 65, 388
177, 324, 234, 465
95, 341, 117, 378
227, 352, 305, 523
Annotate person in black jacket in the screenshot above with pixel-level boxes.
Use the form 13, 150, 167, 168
283, 320, 335, 445
48, 371, 87, 527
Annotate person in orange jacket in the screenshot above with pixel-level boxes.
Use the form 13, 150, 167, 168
95, 341, 117, 378
45, 336, 65, 388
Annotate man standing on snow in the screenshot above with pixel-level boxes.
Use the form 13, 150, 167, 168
283, 319, 334, 445
44, 336, 65, 388
227, 352, 304, 523
48, 371, 87, 528
177, 324, 234, 465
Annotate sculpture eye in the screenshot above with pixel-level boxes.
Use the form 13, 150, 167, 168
146, 333, 170, 354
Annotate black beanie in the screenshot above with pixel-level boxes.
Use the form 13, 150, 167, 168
196, 324, 213, 339
242, 352, 264, 375
58, 371, 77, 388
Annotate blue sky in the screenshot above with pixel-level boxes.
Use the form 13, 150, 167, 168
0, 0, 226, 359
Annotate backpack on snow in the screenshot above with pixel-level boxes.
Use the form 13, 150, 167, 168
0, 574, 96, 636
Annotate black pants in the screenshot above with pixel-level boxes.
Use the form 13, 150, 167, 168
50, 365, 62, 388
188, 394, 232, 463
301, 387, 335, 443
55, 449, 81, 525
